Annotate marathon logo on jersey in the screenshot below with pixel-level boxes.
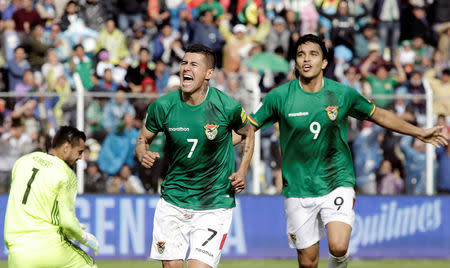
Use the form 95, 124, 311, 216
326, 106, 339, 121
204, 124, 219, 140
157, 241, 166, 254
169, 127, 190, 132
289, 233, 297, 244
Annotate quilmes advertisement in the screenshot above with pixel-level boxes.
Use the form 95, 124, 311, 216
0, 195, 449, 259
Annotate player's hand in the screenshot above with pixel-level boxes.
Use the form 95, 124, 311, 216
82, 231, 99, 256
229, 171, 246, 193
140, 151, 160, 168
418, 126, 448, 148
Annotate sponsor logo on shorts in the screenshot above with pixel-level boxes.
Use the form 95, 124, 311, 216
169, 127, 190, 132
326, 106, 339, 121
289, 233, 297, 244
204, 124, 219, 140
195, 248, 214, 257
157, 241, 165, 254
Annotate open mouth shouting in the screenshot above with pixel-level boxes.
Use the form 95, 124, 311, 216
182, 73, 194, 88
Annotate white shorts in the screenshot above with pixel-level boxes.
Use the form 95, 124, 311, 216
150, 198, 233, 268
285, 187, 355, 249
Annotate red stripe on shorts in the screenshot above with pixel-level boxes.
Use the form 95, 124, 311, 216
352, 198, 356, 209
219, 234, 228, 250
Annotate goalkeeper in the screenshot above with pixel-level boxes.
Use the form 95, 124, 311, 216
4, 126, 99, 268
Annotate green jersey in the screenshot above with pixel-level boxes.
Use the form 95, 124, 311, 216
249, 78, 375, 197
366, 74, 398, 108
4, 152, 84, 248
145, 87, 248, 210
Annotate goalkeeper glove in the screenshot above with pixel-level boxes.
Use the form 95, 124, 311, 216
81, 231, 99, 256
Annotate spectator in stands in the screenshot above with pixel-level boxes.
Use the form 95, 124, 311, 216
0, 20, 26, 64
377, 160, 404, 195
401, 3, 433, 45
297, 1, 318, 36
153, 23, 180, 61
96, 18, 130, 65
41, 49, 64, 90
0, 118, 34, 193
340, 65, 362, 93
59, 0, 80, 31
69, 44, 94, 90
198, 0, 225, 19
101, 87, 136, 132
2, 0, 21, 20
147, 0, 170, 26
79, 0, 109, 32
29, 24, 57, 69
36, 0, 57, 30
94, 68, 119, 92
436, 115, 450, 194
10, 99, 40, 141
354, 23, 380, 63
12, 0, 42, 33
372, 0, 401, 59
112, 57, 131, 86
153, 60, 169, 94
95, 49, 114, 77
52, 75, 71, 127
353, 124, 384, 195
361, 54, 406, 108
188, 10, 223, 57
98, 113, 139, 175
84, 161, 106, 193
85, 96, 106, 142
106, 164, 146, 194
43, 23, 71, 62
117, 0, 144, 35
14, 70, 36, 108
125, 48, 153, 93
400, 135, 426, 195
424, 67, 450, 116
6, 46, 30, 92
406, 71, 426, 115
265, 16, 290, 57
435, 22, 450, 61
317, 0, 369, 53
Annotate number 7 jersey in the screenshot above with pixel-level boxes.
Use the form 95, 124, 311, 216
249, 78, 375, 198
145, 87, 248, 210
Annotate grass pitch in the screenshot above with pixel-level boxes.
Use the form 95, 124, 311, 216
1, 259, 449, 267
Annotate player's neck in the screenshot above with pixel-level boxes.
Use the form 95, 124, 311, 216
183, 84, 209, 106
299, 75, 324, 93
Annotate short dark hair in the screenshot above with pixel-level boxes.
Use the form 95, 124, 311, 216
443, 68, 450, 76
14, 46, 25, 53
139, 47, 149, 54
185, 44, 216, 69
73, 44, 84, 51
295, 34, 328, 60
52, 126, 86, 149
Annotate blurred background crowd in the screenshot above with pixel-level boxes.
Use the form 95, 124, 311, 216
0, 0, 448, 196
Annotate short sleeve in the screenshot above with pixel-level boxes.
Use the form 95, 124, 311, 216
229, 102, 248, 131
347, 87, 376, 120
249, 91, 279, 128
145, 100, 165, 133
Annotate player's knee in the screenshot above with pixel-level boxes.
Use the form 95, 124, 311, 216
298, 256, 319, 268
162, 260, 183, 268
328, 243, 348, 257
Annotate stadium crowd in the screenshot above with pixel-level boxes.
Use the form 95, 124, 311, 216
0, 0, 448, 195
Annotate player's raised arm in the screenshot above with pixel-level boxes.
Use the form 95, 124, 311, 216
229, 121, 255, 193
135, 126, 160, 168
370, 107, 448, 148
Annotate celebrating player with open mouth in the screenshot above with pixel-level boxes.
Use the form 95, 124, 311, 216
135, 44, 254, 268
248, 34, 447, 268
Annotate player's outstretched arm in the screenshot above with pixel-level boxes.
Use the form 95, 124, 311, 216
135, 126, 160, 169
229, 121, 255, 193
370, 107, 448, 148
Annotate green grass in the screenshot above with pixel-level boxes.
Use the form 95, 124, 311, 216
1, 259, 449, 267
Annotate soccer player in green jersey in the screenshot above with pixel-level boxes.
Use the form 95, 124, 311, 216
135, 44, 254, 268
248, 34, 448, 268
4, 126, 99, 268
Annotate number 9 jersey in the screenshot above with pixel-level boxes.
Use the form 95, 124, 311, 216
145, 87, 248, 210
249, 78, 375, 198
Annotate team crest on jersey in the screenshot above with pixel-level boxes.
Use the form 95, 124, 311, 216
289, 233, 297, 244
157, 241, 165, 254
204, 124, 219, 140
326, 106, 339, 121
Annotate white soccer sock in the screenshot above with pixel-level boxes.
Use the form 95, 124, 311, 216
328, 251, 349, 268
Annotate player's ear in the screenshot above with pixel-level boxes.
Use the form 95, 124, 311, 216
321, 58, 328, 70
205, 68, 215, 81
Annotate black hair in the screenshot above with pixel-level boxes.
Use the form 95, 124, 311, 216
73, 44, 84, 51
14, 46, 25, 52
139, 47, 150, 54
185, 44, 216, 69
295, 34, 328, 59
443, 68, 450, 76
52, 126, 86, 149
